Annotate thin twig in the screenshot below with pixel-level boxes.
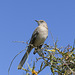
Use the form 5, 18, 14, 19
8, 48, 26, 75
49, 29, 55, 46
12, 41, 25, 44
63, 60, 75, 74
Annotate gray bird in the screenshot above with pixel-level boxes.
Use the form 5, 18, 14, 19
17, 20, 48, 69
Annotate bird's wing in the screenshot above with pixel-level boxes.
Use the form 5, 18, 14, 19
29, 28, 39, 44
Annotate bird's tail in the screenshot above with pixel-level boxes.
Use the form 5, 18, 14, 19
17, 46, 33, 69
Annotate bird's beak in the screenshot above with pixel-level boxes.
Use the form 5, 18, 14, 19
35, 20, 38, 22
35, 20, 39, 26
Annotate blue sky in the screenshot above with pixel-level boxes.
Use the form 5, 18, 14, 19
0, 0, 75, 75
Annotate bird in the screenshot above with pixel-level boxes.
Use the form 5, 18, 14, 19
17, 20, 48, 69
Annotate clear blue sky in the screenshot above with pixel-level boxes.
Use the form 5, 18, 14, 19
0, 0, 75, 75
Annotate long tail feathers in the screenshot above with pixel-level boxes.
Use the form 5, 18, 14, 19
17, 46, 33, 69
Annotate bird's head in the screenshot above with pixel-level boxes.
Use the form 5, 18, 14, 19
35, 20, 47, 25
35, 20, 48, 29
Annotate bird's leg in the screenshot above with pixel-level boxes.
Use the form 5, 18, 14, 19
33, 47, 38, 54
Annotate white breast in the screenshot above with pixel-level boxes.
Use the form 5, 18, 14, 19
34, 26, 48, 47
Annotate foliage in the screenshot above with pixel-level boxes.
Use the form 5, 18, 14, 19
8, 40, 75, 75
21, 40, 75, 75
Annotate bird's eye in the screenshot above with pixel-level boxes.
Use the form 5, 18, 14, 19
41, 21, 43, 22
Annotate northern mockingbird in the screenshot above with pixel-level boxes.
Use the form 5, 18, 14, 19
17, 20, 48, 69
